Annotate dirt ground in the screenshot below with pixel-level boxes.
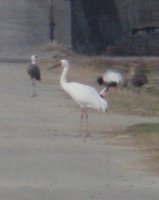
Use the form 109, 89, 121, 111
0, 60, 159, 200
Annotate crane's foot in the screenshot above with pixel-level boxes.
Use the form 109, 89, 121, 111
30, 93, 37, 97
84, 131, 89, 137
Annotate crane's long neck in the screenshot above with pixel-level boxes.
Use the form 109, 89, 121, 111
31, 59, 36, 65
60, 66, 69, 88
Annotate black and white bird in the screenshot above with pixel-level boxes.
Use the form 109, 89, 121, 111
27, 54, 41, 96
97, 70, 123, 96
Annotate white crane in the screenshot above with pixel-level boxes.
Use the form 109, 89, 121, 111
97, 70, 123, 94
53, 59, 108, 136
27, 55, 41, 97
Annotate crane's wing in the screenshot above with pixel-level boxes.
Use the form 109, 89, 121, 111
103, 70, 123, 83
64, 82, 108, 112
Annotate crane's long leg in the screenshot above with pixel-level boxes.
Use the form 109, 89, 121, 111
84, 108, 89, 137
31, 79, 37, 97
80, 108, 89, 137
80, 108, 84, 133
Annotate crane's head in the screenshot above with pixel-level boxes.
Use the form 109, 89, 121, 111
60, 59, 70, 68
97, 76, 104, 85
50, 59, 70, 69
31, 54, 37, 62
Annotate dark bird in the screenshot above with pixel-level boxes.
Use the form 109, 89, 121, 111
131, 74, 148, 88
27, 55, 41, 96
125, 67, 148, 92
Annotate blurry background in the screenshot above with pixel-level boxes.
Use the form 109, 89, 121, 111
0, 0, 159, 59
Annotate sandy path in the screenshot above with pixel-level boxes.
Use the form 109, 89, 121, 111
0, 62, 159, 200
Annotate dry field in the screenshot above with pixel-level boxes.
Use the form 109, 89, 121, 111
1, 43, 159, 199
40, 42, 159, 173
40, 42, 159, 117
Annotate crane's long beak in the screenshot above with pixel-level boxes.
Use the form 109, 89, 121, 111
49, 62, 61, 69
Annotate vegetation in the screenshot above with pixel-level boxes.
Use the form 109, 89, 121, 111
41, 42, 159, 173
41, 42, 159, 116
127, 123, 159, 173
129, 123, 159, 134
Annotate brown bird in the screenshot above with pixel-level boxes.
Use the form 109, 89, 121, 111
125, 67, 148, 93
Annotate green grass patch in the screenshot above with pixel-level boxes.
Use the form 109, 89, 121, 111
128, 123, 159, 174
129, 123, 159, 134
128, 123, 159, 152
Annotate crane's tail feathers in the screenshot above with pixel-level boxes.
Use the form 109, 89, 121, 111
99, 98, 108, 113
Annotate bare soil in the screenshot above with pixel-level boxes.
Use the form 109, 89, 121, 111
0, 55, 159, 199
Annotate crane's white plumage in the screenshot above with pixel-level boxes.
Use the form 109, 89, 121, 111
103, 70, 123, 84
97, 70, 123, 93
59, 59, 108, 136
64, 82, 107, 112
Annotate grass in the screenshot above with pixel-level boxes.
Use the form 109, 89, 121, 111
41, 42, 159, 116
129, 123, 159, 134
41, 42, 159, 173
128, 123, 159, 150
127, 123, 159, 173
